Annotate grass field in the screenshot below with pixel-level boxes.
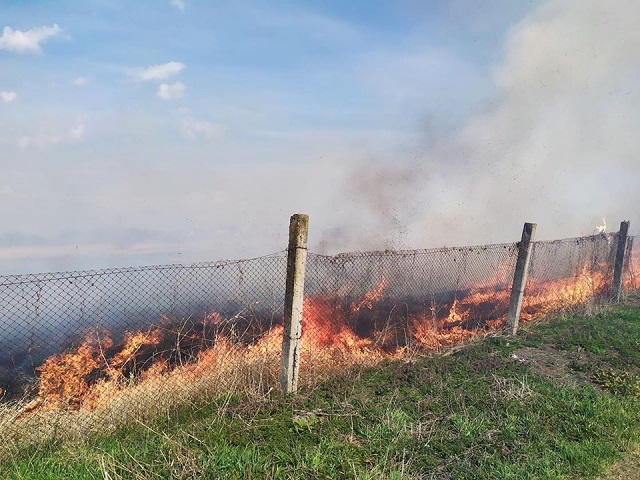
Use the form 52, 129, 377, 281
2, 298, 640, 479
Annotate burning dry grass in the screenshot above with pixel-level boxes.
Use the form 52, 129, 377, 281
625, 248, 640, 291
522, 268, 610, 321
0, 263, 622, 459
0, 342, 281, 458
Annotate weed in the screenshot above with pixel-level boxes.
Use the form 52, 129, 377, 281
592, 367, 640, 396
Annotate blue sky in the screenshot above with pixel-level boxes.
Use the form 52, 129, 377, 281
1, 0, 638, 273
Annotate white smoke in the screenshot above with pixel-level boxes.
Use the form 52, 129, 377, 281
325, 0, 640, 252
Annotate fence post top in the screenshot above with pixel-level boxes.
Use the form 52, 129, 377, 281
289, 214, 309, 248
619, 220, 630, 233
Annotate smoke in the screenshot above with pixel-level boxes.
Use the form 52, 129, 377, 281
316, 160, 423, 253
322, 0, 640, 252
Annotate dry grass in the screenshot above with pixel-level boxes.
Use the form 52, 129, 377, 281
0, 344, 280, 460
3, 302, 640, 479
0, 283, 623, 464
0, 337, 407, 462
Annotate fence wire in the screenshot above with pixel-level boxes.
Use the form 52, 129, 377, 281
0, 253, 287, 445
521, 233, 616, 320
0, 231, 636, 455
298, 243, 519, 383
625, 235, 638, 291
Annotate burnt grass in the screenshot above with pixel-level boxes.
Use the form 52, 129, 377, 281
3, 299, 640, 479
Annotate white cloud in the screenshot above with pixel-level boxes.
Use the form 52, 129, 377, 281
0, 24, 62, 54
18, 123, 85, 149
180, 117, 225, 140
1, 91, 17, 103
130, 61, 185, 81
68, 124, 85, 140
157, 81, 185, 100
73, 76, 87, 86
170, 0, 186, 12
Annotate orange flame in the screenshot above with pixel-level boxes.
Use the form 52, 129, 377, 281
107, 328, 162, 377
20, 262, 619, 415
350, 279, 387, 313
625, 247, 640, 291
35, 329, 112, 410
447, 298, 468, 322
521, 268, 608, 321
303, 297, 373, 350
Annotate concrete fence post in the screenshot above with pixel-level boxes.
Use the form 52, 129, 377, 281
612, 220, 630, 300
280, 214, 309, 394
505, 222, 537, 336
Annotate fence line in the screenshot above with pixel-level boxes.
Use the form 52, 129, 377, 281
0, 216, 635, 452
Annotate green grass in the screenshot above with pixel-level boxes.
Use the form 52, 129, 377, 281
3, 302, 640, 479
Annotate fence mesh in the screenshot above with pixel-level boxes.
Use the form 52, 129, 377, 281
625, 235, 638, 291
0, 230, 636, 456
522, 233, 617, 319
298, 243, 519, 384
0, 253, 287, 445
296, 233, 622, 386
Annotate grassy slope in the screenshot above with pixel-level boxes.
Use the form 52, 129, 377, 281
3, 303, 640, 479
598, 443, 640, 480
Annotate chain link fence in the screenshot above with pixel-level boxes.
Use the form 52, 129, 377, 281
296, 233, 622, 387
0, 253, 287, 447
298, 243, 518, 384
0, 230, 635, 454
522, 233, 618, 320
625, 235, 639, 291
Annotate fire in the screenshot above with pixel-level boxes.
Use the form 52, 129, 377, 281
108, 329, 162, 377
411, 319, 480, 350
447, 298, 468, 322
35, 329, 113, 410
625, 246, 639, 291
408, 265, 610, 350
521, 268, 608, 321
252, 324, 284, 355
350, 279, 387, 313
304, 297, 373, 350
410, 289, 508, 351
14, 262, 620, 417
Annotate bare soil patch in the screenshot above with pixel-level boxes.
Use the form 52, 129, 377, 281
510, 344, 589, 386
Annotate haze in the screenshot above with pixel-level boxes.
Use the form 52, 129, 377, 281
1, 0, 638, 274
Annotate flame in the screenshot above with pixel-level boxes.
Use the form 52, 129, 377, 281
410, 289, 507, 351
303, 297, 373, 350
409, 265, 609, 350
625, 246, 640, 291
35, 329, 112, 410
350, 279, 386, 313
411, 319, 479, 350
521, 268, 608, 321
252, 324, 284, 355
16, 261, 622, 417
447, 298, 469, 322
107, 329, 162, 377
